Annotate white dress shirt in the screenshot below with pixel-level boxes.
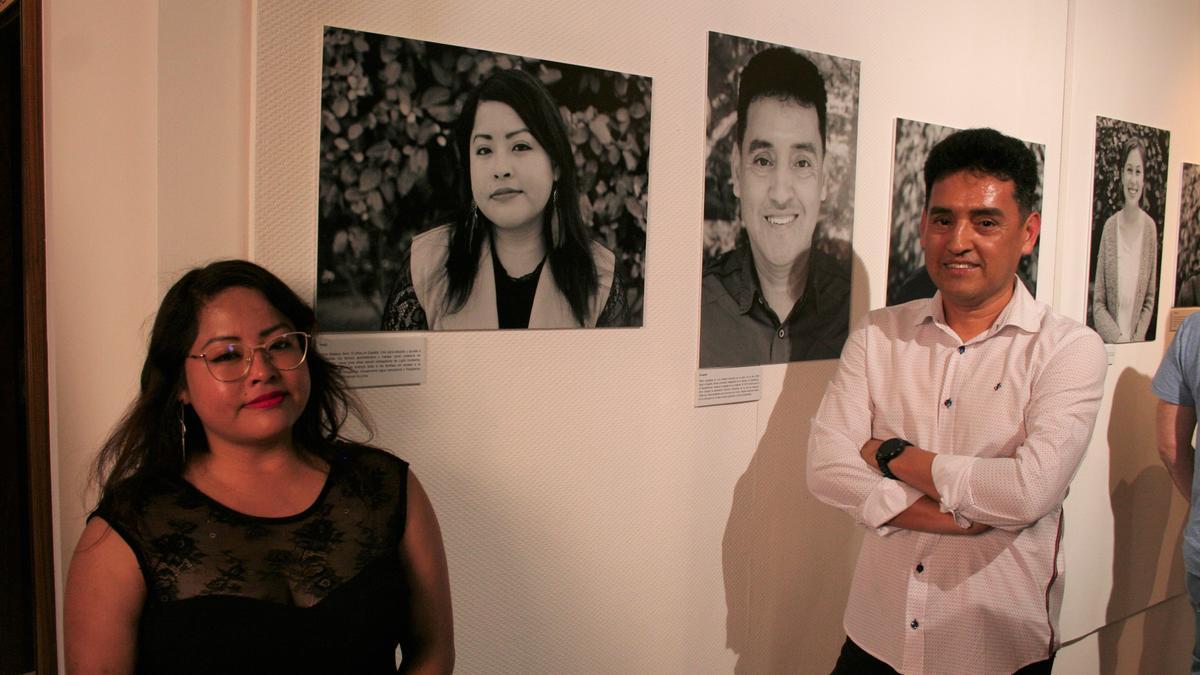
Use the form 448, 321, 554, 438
808, 282, 1107, 674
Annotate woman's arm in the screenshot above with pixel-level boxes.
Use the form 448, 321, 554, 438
397, 471, 455, 674
1134, 212, 1158, 341
65, 517, 145, 675
1091, 216, 1122, 342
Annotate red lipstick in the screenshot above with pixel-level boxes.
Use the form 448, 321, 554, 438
244, 392, 286, 409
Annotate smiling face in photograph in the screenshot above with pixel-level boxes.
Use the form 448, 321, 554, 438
1121, 145, 1145, 208
180, 286, 311, 453
732, 96, 827, 272
920, 170, 1040, 312
469, 100, 557, 234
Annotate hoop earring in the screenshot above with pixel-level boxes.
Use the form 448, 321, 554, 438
179, 405, 188, 465
549, 186, 562, 249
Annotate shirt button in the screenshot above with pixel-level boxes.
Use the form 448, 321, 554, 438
778, 328, 786, 339
916, 563, 924, 573
957, 345, 965, 354
943, 398, 952, 408
911, 619, 919, 629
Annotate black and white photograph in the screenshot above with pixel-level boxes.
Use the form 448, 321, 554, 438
316, 27, 651, 331
886, 118, 1044, 307
1086, 116, 1170, 343
699, 32, 859, 369
1174, 163, 1200, 307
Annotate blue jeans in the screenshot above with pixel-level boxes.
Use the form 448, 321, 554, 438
1188, 571, 1200, 675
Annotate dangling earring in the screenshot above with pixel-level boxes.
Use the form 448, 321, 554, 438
179, 405, 188, 465
549, 186, 562, 249
467, 201, 480, 249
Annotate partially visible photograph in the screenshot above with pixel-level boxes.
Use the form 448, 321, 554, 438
699, 32, 860, 369
1174, 163, 1200, 307
886, 118, 1044, 307
1086, 116, 1170, 343
317, 27, 651, 331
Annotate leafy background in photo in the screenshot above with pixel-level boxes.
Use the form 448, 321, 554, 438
1086, 116, 1170, 337
317, 27, 651, 330
703, 32, 859, 266
1175, 163, 1200, 306
886, 118, 1044, 306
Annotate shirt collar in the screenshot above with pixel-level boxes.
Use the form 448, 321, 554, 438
916, 277, 1043, 335
721, 240, 840, 317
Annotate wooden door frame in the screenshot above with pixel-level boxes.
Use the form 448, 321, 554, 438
17, 0, 56, 671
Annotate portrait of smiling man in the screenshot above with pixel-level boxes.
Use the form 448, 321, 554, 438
808, 128, 1107, 674
699, 46, 852, 368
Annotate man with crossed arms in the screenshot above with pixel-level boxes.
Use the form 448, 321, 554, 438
808, 128, 1107, 674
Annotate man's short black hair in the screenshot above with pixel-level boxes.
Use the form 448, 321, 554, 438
923, 128, 1039, 217
735, 47, 827, 152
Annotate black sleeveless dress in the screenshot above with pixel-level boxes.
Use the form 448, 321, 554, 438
94, 444, 410, 674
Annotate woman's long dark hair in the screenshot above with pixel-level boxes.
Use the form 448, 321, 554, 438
92, 260, 370, 507
445, 68, 598, 326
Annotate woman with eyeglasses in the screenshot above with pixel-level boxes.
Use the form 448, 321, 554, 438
1092, 137, 1159, 343
381, 68, 628, 330
65, 260, 454, 674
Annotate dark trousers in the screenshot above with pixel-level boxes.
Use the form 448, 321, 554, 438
831, 637, 1055, 674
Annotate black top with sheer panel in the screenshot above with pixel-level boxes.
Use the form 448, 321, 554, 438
93, 444, 410, 674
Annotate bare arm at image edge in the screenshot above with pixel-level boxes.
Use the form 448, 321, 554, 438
65, 517, 146, 675
397, 471, 455, 674
1157, 400, 1196, 501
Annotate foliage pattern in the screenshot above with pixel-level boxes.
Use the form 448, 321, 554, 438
1086, 116, 1170, 330
887, 118, 1044, 306
1175, 164, 1200, 305
317, 27, 651, 330
703, 32, 859, 264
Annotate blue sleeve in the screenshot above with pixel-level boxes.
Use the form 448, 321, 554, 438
1153, 314, 1200, 406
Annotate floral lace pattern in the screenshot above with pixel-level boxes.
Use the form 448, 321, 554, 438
97, 445, 408, 608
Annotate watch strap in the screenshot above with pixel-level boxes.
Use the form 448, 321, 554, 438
876, 438, 912, 480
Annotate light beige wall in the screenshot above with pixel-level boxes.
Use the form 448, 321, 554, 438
1054, 0, 1200, 670
252, 2, 1069, 672
42, 0, 1200, 672
43, 0, 250, 668
43, 1, 160, 665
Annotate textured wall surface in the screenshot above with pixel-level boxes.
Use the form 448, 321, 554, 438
43, 0, 1200, 672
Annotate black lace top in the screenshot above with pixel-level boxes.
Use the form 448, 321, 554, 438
94, 444, 410, 674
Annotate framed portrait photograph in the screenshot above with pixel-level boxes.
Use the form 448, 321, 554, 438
699, 31, 860, 369
316, 27, 651, 332
1174, 163, 1200, 307
1085, 116, 1170, 343
885, 118, 1044, 307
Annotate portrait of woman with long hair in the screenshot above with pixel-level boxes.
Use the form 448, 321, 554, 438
65, 260, 454, 674
380, 69, 628, 330
1092, 137, 1160, 343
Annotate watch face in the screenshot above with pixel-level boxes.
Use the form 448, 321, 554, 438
878, 438, 908, 461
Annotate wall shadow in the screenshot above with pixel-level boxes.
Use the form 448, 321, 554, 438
1099, 366, 1188, 674
722, 253, 869, 673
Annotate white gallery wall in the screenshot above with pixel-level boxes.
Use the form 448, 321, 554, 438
43, 0, 1200, 672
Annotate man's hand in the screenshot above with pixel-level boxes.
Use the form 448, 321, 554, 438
887, 496, 991, 535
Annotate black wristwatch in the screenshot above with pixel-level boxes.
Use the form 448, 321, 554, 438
876, 438, 912, 480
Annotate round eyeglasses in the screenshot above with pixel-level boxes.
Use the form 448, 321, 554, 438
187, 331, 310, 382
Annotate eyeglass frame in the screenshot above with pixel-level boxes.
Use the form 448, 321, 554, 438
186, 331, 312, 382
